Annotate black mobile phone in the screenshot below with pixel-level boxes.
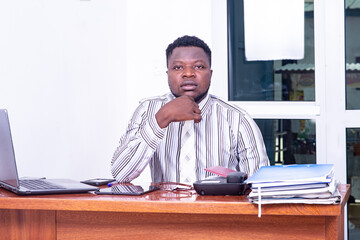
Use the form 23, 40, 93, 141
81, 178, 115, 186
95, 183, 159, 195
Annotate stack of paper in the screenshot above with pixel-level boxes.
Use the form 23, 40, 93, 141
245, 164, 341, 205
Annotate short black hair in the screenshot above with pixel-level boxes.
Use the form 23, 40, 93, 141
166, 35, 212, 67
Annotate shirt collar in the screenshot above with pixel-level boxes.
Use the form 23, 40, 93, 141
198, 93, 210, 111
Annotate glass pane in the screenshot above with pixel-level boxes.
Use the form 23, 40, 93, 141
228, 0, 315, 101
345, 2, 360, 109
347, 128, 360, 239
255, 119, 316, 165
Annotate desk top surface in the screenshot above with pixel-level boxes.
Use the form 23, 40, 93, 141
0, 184, 350, 217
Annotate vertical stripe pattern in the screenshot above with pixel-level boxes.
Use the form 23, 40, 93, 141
111, 93, 270, 183
179, 120, 196, 183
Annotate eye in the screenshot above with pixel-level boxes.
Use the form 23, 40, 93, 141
194, 65, 206, 70
172, 65, 183, 70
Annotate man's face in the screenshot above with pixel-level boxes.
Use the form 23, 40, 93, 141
167, 46, 212, 103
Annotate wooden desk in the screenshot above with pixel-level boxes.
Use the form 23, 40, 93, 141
0, 184, 350, 240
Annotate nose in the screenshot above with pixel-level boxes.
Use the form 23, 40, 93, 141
183, 66, 195, 78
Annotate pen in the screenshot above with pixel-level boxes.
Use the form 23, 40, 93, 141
107, 181, 117, 187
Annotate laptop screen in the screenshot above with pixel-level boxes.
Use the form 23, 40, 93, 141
0, 109, 20, 188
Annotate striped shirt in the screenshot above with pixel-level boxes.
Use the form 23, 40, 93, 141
111, 93, 269, 183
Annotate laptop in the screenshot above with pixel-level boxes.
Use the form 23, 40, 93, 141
0, 109, 99, 195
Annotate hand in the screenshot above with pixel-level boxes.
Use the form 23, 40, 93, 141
155, 95, 201, 128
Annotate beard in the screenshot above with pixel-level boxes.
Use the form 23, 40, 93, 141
193, 89, 209, 103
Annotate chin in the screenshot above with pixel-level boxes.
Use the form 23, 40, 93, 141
184, 92, 196, 98
172, 90, 207, 102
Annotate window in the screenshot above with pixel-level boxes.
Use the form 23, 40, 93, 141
347, 128, 360, 238
228, 0, 316, 166
255, 119, 316, 166
228, 0, 315, 102
345, 2, 360, 109
346, 2, 360, 238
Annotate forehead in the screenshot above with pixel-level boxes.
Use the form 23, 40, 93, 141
168, 46, 209, 65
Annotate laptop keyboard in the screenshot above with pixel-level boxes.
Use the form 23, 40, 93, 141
19, 179, 65, 190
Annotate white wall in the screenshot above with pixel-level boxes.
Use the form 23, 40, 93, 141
0, 0, 226, 182
0, 0, 127, 180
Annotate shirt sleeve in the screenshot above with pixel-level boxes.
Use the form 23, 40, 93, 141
237, 112, 270, 177
111, 101, 165, 182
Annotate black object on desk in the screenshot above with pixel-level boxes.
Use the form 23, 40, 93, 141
193, 172, 249, 195
95, 183, 159, 195
81, 178, 115, 186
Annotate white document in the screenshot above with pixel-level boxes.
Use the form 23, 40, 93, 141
249, 180, 337, 198
248, 188, 341, 204
249, 196, 341, 205
251, 180, 331, 188
251, 182, 329, 193
244, 0, 304, 61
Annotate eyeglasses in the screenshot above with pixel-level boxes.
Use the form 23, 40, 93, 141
145, 182, 194, 199
152, 182, 194, 192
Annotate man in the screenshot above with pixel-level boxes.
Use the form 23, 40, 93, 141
111, 35, 269, 183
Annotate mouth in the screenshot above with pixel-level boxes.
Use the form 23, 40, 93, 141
180, 81, 197, 91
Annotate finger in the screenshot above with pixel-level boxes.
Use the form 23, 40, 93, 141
193, 114, 202, 123
181, 95, 195, 102
193, 107, 201, 114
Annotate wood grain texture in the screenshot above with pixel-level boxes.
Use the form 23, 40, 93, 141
57, 211, 326, 240
325, 214, 344, 240
0, 209, 55, 240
